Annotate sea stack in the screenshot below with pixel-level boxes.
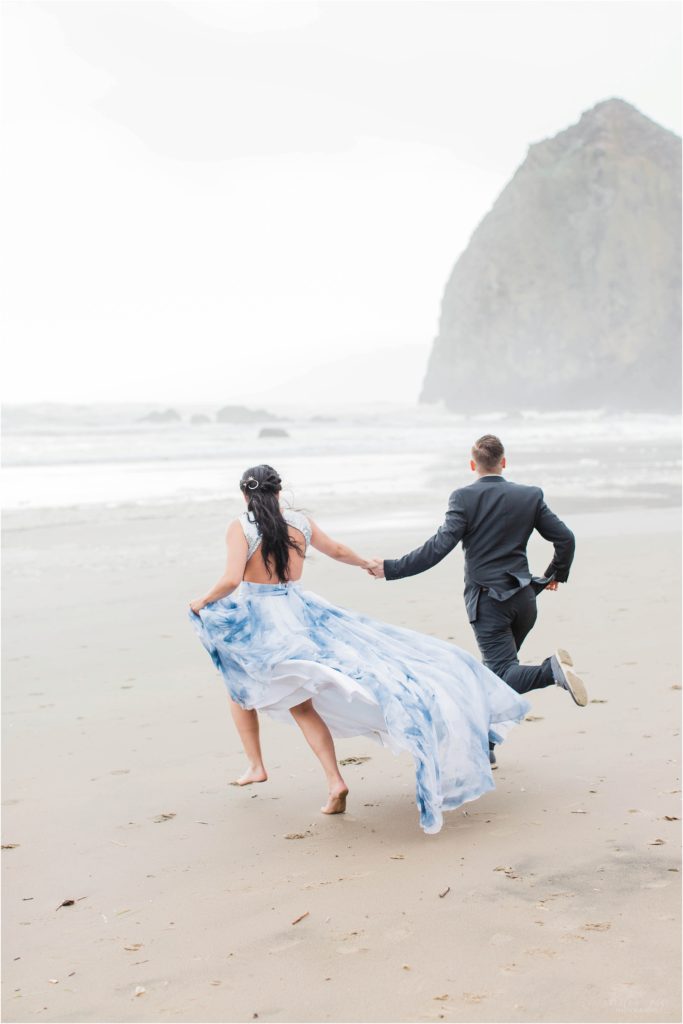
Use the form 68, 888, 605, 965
420, 99, 682, 411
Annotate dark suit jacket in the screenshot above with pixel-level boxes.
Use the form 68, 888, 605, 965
384, 476, 575, 622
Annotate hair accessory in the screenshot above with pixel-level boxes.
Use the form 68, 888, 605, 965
245, 477, 259, 490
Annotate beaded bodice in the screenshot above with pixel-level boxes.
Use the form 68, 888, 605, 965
239, 509, 312, 560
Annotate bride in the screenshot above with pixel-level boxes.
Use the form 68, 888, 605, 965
189, 463, 530, 835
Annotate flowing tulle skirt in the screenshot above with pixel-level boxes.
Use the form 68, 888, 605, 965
189, 581, 530, 834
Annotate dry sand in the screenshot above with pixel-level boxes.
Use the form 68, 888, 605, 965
2, 502, 681, 1023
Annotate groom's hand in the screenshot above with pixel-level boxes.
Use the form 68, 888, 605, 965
366, 558, 385, 579
545, 580, 559, 591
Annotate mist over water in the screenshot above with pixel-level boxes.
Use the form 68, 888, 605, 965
2, 404, 680, 526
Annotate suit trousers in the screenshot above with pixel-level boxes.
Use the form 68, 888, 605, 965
471, 587, 555, 694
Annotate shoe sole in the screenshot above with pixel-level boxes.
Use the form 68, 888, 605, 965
565, 669, 588, 706
556, 647, 574, 667
554, 651, 588, 707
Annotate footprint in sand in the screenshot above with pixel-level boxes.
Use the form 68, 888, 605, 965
269, 940, 304, 954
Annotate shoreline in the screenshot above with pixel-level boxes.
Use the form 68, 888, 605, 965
3, 496, 681, 537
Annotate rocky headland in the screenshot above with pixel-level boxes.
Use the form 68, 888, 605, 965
420, 99, 682, 411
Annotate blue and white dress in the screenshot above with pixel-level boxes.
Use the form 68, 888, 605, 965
190, 509, 530, 834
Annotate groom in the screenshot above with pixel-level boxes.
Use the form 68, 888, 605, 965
368, 435, 587, 756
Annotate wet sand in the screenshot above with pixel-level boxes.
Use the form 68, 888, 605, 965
2, 502, 681, 1023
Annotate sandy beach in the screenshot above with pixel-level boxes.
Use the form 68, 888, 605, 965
2, 500, 681, 1023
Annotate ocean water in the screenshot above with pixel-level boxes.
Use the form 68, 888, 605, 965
2, 404, 680, 522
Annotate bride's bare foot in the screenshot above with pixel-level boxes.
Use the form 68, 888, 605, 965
321, 787, 349, 815
232, 765, 268, 786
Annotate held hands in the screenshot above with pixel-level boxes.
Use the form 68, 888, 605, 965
359, 562, 561, 588
363, 558, 385, 579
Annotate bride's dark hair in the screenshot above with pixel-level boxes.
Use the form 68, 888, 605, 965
240, 464, 304, 581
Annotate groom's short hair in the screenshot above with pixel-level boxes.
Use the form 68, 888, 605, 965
472, 434, 505, 470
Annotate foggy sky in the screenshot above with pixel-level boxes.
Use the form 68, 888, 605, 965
1, 1, 680, 404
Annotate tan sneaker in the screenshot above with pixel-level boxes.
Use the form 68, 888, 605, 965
552, 650, 588, 706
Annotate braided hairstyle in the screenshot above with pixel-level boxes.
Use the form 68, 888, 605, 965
240, 464, 304, 581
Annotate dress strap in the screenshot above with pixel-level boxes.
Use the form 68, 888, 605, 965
283, 509, 312, 548
239, 509, 311, 559
239, 512, 261, 560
